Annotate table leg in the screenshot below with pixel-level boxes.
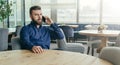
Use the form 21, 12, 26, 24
97, 37, 108, 53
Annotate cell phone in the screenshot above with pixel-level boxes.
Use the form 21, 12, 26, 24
42, 16, 46, 22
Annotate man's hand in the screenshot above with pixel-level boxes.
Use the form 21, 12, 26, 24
44, 16, 53, 25
32, 46, 44, 53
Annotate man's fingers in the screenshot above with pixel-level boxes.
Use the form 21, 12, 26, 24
32, 46, 44, 54
32, 49, 37, 53
36, 48, 41, 53
37, 46, 44, 53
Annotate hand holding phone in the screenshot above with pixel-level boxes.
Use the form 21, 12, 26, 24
42, 16, 53, 25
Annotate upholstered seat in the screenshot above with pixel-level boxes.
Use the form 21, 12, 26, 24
59, 26, 74, 42
57, 29, 85, 53
99, 47, 120, 65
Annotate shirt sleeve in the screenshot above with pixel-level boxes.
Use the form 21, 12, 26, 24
49, 23, 64, 40
20, 26, 34, 50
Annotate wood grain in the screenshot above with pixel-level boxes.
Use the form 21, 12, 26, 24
0, 50, 113, 65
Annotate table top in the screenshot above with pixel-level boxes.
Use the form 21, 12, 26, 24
79, 30, 120, 37
0, 50, 113, 65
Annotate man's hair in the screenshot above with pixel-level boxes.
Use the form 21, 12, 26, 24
29, 6, 41, 15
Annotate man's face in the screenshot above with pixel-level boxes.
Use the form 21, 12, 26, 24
30, 10, 42, 25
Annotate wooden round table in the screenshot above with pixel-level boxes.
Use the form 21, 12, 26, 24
0, 50, 113, 65
79, 30, 120, 53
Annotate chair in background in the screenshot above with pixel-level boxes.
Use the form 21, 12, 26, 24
0, 28, 8, 51
114, 33, 120, 47
84, 25, 101, 56
59, 26, 74, 42
15, 26, 22, 37
8, 26, 22, 50
99, 47, 120, 65
57, 29, 85, 53
8, 26, 22, 43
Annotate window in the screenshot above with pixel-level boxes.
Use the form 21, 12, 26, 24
25, 0, 51, 25
9, 0, 22, 28
79, 0, 100, 24
57, 0, 77, 24
25, 0, 77, 24
7, 0, 120, 29
102, 0, 120, 24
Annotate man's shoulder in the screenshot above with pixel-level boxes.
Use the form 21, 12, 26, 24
21, 24, 32, 31
23, 23, 32, 28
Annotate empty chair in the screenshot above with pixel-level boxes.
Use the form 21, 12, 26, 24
85, 25, 101, 55
115, 33, 120, 47
0, 28, 8, 51
57, 29, 85, 53
59, 26, 74, 42
99, 47, 120, 65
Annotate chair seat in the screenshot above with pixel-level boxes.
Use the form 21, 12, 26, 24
99, 47, 120, 65
66, 43, 84, 48
57, 29, 85, 53
65, 43, 85, 53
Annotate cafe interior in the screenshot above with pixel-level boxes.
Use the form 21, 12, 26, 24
0, 0, 120, 65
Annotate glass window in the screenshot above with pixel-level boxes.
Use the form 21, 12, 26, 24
25, 0, 51, 25
9, 0, 22, 28
103, 0, 120, 24
79, 0, 100, 24
57, 9, 76, 24
56, 0, 77, 24
57, 0, 76, 4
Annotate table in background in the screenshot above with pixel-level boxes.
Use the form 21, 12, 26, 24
79, 30, 120, 53
0, 50, 113, 65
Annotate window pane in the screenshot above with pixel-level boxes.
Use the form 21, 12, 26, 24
9, 0, 22, 28
79, 0, 100, 24
25, 0, 51, 25
57, 0, 76, 4
57, 0, 77, 24
57, 9, 76, 24
103, 0, 120, 24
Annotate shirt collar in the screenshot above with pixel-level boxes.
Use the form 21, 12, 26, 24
30, 21, 42, 28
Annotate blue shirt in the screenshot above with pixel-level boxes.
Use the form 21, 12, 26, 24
20, 22, 64, 50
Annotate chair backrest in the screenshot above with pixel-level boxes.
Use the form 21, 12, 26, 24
115, 33, 120, 47
15, 26, 22, 37
99, 47, 120, 65
59, 26, 74, 38
57, 29, 67, 49
0, 28, 8, 51
11, 37, 21, 50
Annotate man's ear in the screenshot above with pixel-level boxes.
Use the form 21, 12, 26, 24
30, 15, 32, 19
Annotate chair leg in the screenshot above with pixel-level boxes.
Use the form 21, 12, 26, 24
87, 46, 90, 54
92, 48, 94, 56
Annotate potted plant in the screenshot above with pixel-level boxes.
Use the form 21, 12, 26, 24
0, 0, 12, 28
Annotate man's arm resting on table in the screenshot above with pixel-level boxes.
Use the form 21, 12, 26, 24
20, 27, 44, 53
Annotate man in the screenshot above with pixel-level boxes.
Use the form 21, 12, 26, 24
20, 6, 64, 53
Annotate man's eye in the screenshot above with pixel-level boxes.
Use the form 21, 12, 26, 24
35, 14, 38, 16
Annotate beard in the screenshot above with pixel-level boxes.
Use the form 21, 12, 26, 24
32, 18, 42, 25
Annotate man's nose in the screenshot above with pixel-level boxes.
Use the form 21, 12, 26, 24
38, 15, 42, 19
